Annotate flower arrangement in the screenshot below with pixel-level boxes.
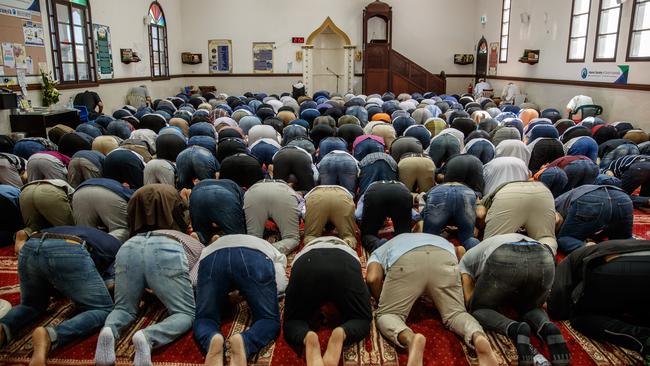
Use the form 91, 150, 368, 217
40, 71, 60, 107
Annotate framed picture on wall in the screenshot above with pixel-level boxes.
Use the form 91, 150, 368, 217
208, 39, 232, 74
488, 42, 498, 76
93, 24, 114, 80
252, 42, 274, 73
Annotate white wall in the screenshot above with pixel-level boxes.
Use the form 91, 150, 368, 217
180, 0, 477, 87
22, 0, 185, 111
474, 0, 650, 127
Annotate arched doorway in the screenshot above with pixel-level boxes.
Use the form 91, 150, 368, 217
303, 17, 355, 95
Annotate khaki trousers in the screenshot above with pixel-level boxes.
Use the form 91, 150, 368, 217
484, 181, 558, 254
376, 246, 483, 347
398, 156, 435, 193
371, 124, 396, 148
303, 187, 357, 248
72, 186, 129, 242
20, 182, 74, 235
244, 181, 301, 255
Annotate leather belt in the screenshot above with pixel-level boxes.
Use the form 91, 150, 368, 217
30, 232, 84, 245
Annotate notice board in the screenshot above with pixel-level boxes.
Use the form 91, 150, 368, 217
0, 0, 46, 78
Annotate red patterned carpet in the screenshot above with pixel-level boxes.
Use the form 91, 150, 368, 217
0, 213, 649, 365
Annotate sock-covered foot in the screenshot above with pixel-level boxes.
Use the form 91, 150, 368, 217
95, 327, 116, 366
132, 330, 152, 366
540, 323, 571, 365
507, 322, 534, 366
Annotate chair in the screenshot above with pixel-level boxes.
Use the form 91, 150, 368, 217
569, 104, 603, 122
74, 105, 89, 123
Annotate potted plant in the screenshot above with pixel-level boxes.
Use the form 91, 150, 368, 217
40, 71, 61, 108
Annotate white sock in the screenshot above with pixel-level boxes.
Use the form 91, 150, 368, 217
95, 327, 116, 366
132, 330, 152, 366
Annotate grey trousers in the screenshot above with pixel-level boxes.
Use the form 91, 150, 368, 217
72, 186, 129, 242
243, 181, 300, 254
0, 159, 23, 187
26, 154, 68, 182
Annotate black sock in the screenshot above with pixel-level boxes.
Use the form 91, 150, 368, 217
507, 322, 534, 366
540, 323, 571, 365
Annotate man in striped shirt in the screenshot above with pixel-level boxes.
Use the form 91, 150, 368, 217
603, 154, 650, 207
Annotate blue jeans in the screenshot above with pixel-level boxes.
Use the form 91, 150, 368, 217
194, 247, 280, 358
189, 180, 246, 243
429, 134, 461, 167
564, 159, 598, 190
465, 140, 494, 165
318, 137, 348, 161
422, 184, 479, 249
353, 139, 384, 161
12, 140, 47, 160
359, 156, 397, 194
318, 153, 358, 195
176, 146, 220, 189
0, 238, 113, 348
566, 137, 598, 162
538, 167, 569, 197
558, 188, 634, 253
250, 141, 279, 166
104, 234, 195, 349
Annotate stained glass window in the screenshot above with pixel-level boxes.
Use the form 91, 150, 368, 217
148, 2, 168, 78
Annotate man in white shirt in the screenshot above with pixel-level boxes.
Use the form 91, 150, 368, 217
193, 234, 287, 366
283, 237, 371, 366
474, 79, 492, 99
500, 82, 521, 104
366, 233, 498, 366
566, 95, 594, 120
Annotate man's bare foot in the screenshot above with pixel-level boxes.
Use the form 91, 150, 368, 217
407, 333, 426, 366
29, 327, 51, 366
323, 327, 346, 366
474, 333, 498, 366
304, 331, 323, 366
204, 334, 224, 366
228, 334, 246, 366
14, 230, 28, 255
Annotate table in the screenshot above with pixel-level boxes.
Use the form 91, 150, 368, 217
10, 108, 80, 138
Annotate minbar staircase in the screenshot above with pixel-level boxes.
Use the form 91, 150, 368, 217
389, 50, 446, 95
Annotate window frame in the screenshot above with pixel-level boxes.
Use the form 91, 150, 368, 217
47, 0, 97, 85
499, 0, 511, 63
593, 0, 623, 62
626, 0, 650, 61
148, 1, 169, 80
566, 0, 592, 63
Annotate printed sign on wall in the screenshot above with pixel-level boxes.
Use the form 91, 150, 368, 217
252, 42, 274, 73
488, 42, 498, 76
93, 24, 114, 80
208, 39, 232, 74
580, 65, 629, 84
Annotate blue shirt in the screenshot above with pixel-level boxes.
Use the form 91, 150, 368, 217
76, 178, 134, 201
71, 150, 105, 169
554, 184, 625, 218
0, 185, 21, 206
41, 226, 121, 277
368, 233, 455, 270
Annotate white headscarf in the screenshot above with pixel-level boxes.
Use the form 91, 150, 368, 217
495, 139, 531, 165
483, 156, 530, 196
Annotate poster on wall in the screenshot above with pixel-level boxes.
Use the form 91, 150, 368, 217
0, 0, 40, 19
22, 21, 43, 46
93, 24, 114, 80
579, 65, 629, 84
488, 42, 498, 76
2, 43, 15, 68
208, 39, 232, 74
252, 42, 274, 73
12, 43, 26, 69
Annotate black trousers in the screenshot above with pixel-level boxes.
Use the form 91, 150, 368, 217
272, 148, 315, 192
444, 154, 485, 194
0, 195, 22, 246
219, 154, 265, 189
571, 254, 650, 353
360, 181, 413, 252
283, 248, 372, 350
